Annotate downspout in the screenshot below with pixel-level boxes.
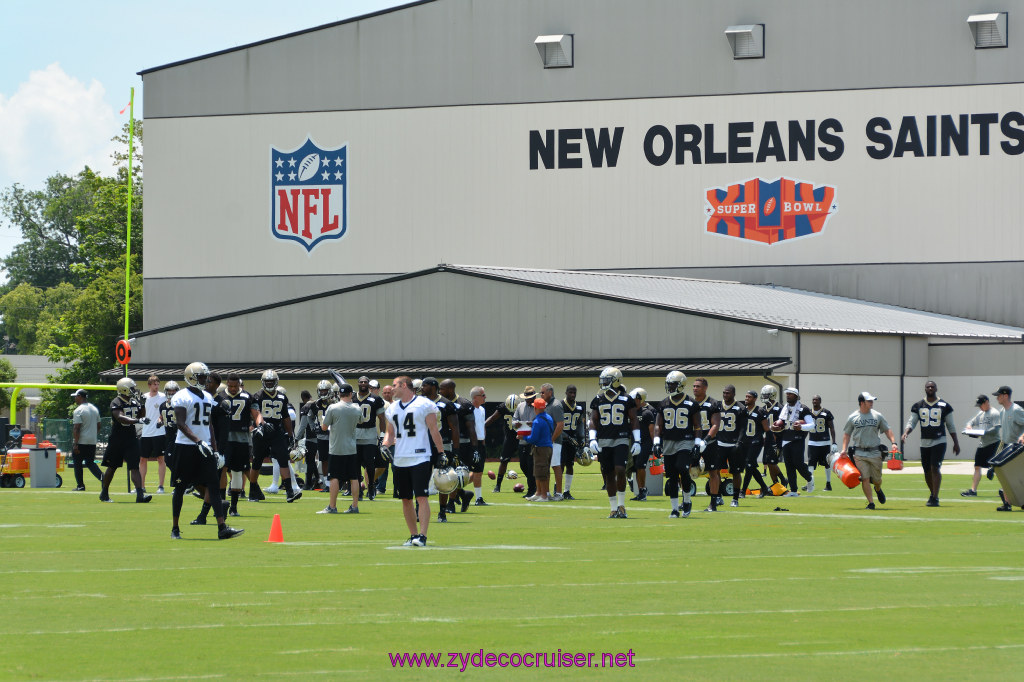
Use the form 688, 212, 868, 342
900, 336, 906, 423
795, 332, 801, 392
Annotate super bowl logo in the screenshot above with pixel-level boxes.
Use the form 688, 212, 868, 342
704, 177, 837, 245
270, 137, 347, 252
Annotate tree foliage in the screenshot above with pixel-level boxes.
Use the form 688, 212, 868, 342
0, 122, 143, 418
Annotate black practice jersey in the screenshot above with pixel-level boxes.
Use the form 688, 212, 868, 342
809, 408, 836, 442
909, 399, 954, 440
560, 400, 586, 444
354, 393, 386, 435
765, 402, 782, 446
251, 389, 289, 428
309, 398, 332, 438
493, 403, 517, 442
589, 392, 636, 440
741, 405, 769, 444
780, 404, 813, 441
695, 398, 721, 438
434, 397, 459, 445
638, 404, 656, 447
452, 396, 476, 444
210, 393, 230, 449
217, 390, 257, 433
160, 400, 178, 432
657, 395, 698, 441
299, 401, 316, 439
109, 395, 141, 443
717, 401, 748, 445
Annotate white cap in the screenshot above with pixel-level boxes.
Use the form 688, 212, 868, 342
784, 386, 799, 397
858, 391, 877, 401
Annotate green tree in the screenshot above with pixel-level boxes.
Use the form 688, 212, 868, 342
0, 357, 30, 412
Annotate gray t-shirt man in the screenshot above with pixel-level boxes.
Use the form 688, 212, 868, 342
999, 403, 1024, 445
843, 409, 891, 457
73, 401, 101, 445
967, 406, 1002, 447
322, 400, 361, 457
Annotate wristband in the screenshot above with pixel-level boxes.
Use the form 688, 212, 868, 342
588, 429, 597, 442
653, 436, 661, 446
632, 429, 641, 442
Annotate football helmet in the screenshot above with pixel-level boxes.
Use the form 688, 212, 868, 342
504, 393, 519, 413
412, 378, 423, 394
184, 362, 209, 388
163, 381, 179, 394
576, 447, 595, 466
629, 387, 647, 403
115, 377, 138, 401
665, 370, 687, 397
261, 369, 279, 393
432, 466, 461, 494
506, 469, 519, 479
454, 466, 471, 488
288, 442, 306, 463
598, 366, 623, 394
317, 380, 331, 400
760, 384, 778, 404
330, 382, 340, 402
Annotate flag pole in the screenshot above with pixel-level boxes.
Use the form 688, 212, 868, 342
123, 88, 134, 377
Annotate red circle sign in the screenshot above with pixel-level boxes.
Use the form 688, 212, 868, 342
115, 339, 132, 365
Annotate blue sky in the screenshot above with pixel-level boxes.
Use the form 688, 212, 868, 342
0, 0, 407, 259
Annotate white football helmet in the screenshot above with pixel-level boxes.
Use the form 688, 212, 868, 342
184, 362, 209, 388
599, 366, 623, 394
116, 377, 139, 401
163, 380, 180, 394
629, 387, 647, 404
288, 442, 306, 463
432, 467, 461, 494
330, 382, 340, 402
665, 371, 687, 397
504, 393, 519, 413
317, 379, 331, 400
454, 466, 471, 488
261, 369, 279, 393
412, 378, 423, 394
760, 384, 778, 404
576, 447, 594, 466
506, 469, 518, 479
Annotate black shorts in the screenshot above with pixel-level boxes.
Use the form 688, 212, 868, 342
329, 454, 360, 482
172, 443, 220, 489
920, 442, 947, 469
224, 440, 251, 472
807, 443, 831, 468
561, 441, 578, 467
700, 441, 723, 470
374, 445, 391, 469
500, 436, 518, 463
741, 440, 763, 468
102, 438, 140, 470
253, 428, 288, 467
975, 441, 999, 468
762, 441, 781, 465
139, 436, 165, 460
395, 460, 431, 500
163, 430, 178, 456
716, 443, 743, 474
598, 443, 629, 475
460, 443, 484, 473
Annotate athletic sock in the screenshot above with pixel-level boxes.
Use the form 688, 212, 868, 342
564, 474, 573, 491
671, 497, 679, 511
616, 491, 625, 508
197, 502, 211, 521
609, 497, 618, 512
229, 491, 240, 510
474, 486, 482, 500
682, 491, 691, 504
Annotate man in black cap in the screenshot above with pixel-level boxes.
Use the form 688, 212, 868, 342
961, 394, 1001, 497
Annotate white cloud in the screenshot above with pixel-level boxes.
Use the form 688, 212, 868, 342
0, 63, 121, 191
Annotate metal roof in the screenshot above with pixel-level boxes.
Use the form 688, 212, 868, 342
443, 265, 1024, 340
98, 358, 790, 382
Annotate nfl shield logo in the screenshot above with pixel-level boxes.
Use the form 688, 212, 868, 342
270, 137, 347, 252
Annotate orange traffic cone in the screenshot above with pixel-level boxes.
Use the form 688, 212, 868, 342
265, 513, 284, 543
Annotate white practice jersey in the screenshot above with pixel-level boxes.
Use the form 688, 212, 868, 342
141, 392, 166, 438
171, 387, 215, 445
385, 396, 436, 467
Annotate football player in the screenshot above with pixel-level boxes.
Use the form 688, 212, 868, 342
441, 379, 478, 511
716, 385, 748, 507
420, 377, 461, 522
760, 385, 789, 491
628, 387, 655, 502
806, 395, 838, 491
138, 375, 167, 494
773, 387, 815, 496
300, 382, 333, 491
215, 373, 260, 515
589, 367, 641, 519
190, 372, 232, 525
557, 385, 585, 500
354, 375, 388, 500
901, 380, 960, 507
383, 375, 446, 547
170, 362, 242, 540
485, 394, 521, 492
653, 371, 698, 517
248, 370, 302, 503
157, 382, 180, 478
296, 389, 316, 490
739, 390, 773, 497
692, 378, 722, 512
99, 377, 152, 504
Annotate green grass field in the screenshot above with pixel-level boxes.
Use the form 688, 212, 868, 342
2, 465, 1022, 680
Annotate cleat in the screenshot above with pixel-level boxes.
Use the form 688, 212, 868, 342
669, 509, 680, 518
617, 506, 628, 519
866, 502, 875, 510
703, 505, 717, 512
474, 498, 489, 506
807, 476, 815, 493
681, 502, 692, 518
437, 512, 447, 523
961, 489, 978, 497
491, 486, 501, 494
342, 505, 359, 514
264, 485, 280, 495
446, 501, 457, 514
402, 535, 417, 546
608, 511, 619, 519
926, 497, 939, 507
156, 486, 165, 494
217, 526, 244, 540
411, 535, 427, 547
825, 482, 833, 491
561, 491, 575, 500
74, 485, 86, 492
317, 506, 338, 514
460, 490, 472, 513
171, 528, 182, 539
550, 493, 563, 501
287, 490, 303, 503
249, 487, 265, 502
730, 499, 739, 507
876, 489, 886, 504
714, 495, 724, 507
190, 517, 207, 525
987, 468, 995, 481
136, 494, 153, 503
228, 509, 240, 517
99, 492, 111, 503
785, 491, 800, 497
756, 490, 768, 499
996, 504, 1013, 511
